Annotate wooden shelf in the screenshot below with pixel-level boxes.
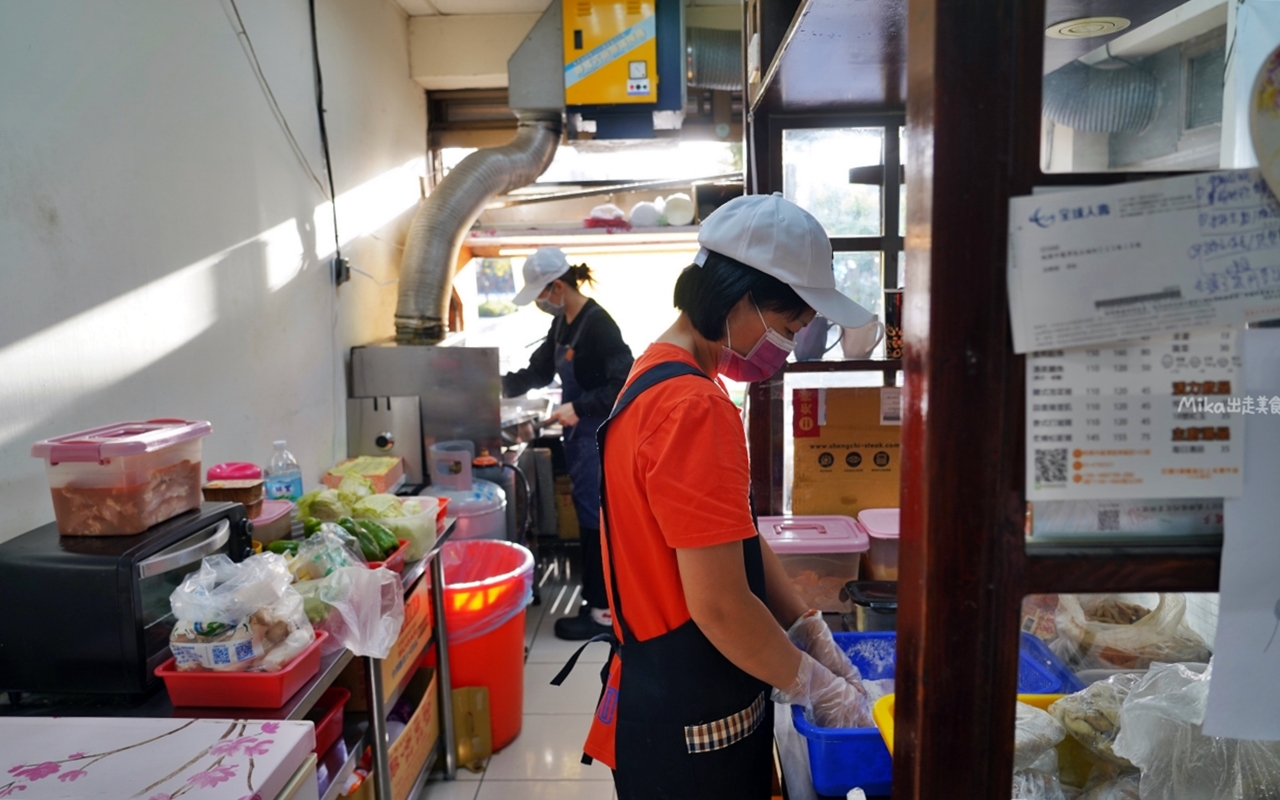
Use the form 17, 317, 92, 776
1024, 542, 1222, 594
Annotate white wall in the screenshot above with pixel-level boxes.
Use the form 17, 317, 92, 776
0, 0, 426, 542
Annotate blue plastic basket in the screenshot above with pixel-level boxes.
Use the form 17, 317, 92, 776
791, 631, 1081, 797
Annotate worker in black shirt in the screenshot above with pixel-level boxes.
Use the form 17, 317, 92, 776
504, 247, 635, 640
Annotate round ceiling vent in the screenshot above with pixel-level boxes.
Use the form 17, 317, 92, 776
1045, 16, 1131, 39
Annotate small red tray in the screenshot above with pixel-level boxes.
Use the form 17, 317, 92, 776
367, 539, 409, 573
307, 686, 350, 755
155, 631, 327, 708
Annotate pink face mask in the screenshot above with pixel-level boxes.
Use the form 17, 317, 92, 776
719, 301, 796, 382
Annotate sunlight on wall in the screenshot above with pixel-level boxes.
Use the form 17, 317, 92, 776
264, 217, 306, 292
314, 157, 425, 259
0, 256, 218, 448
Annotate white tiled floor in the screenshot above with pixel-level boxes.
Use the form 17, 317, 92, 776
421, 560, 617, 800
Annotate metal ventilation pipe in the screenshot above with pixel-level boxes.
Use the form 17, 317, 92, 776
687, 27, 742, 91
394, 113, 562, 344
1042, 60, 1159, 133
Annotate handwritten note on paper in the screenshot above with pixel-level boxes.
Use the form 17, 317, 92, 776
1026, 328, 1245, 501
1008, 170, 1280, 353
1203, 329, 1280, 741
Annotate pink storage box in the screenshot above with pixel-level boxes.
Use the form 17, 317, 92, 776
253, 499, 295, 543
757, 515, 868, 613
857, 508, 900, 581
208, 461, 264, 481
31, 419, 212, 536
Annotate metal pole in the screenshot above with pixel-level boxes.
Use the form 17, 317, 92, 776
431, 553, 458, 779
365, 656, 393, 800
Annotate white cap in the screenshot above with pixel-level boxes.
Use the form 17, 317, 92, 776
695, 192, 873, 328
512, 247, 571, 305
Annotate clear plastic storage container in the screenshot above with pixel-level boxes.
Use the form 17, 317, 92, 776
757, 515, 868, 613
31, 419, 212, 536
857, 507, 900, 581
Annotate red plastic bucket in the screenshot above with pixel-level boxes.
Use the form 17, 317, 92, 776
430, 540, 534, 751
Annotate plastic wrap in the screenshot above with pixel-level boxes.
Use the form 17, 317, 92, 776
294, 566, 404, 658
1077, 773, 1140, 800
1052, 594, 1211, 670
1016, 701, 1068, 770
168, 553, 314, 672
1050, 673, 1145, 766
1013, 749, 1069, 800
289, 523, 366, 581
1113, 661, 1280, 799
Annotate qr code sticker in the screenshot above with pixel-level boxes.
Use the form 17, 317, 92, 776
1097, 509, 1121, 531
212, 644, 231, 665
1034, 448, 1068, 485
234, 639, 257, 662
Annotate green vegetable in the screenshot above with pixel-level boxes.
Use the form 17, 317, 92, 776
296, 489, 321, 519
336, 473, 376, 509
301, 593, 331, 623
309, 489, 349, 522
351, 493, 405, 520
266, 539, 300, 555
301, 517, 324, 537
338, 516, 381, 560
358, 519, 399, 556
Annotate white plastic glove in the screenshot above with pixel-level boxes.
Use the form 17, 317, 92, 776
787, 610, 863, 683
772, 651, 874, 729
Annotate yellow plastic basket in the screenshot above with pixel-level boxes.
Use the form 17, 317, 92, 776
872, 693, 1102, 789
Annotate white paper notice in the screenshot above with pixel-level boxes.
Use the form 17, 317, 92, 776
1026, 328, 1245, 500
1204, 329, 1280, 740
1008, 169, 1280, 353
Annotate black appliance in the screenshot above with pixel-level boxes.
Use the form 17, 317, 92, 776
0, 502, 253, 695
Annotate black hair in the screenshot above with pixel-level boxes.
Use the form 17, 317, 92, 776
673, 250, 810, 340
554, 263, 596, 291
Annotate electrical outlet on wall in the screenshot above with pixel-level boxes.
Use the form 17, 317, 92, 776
332, 256, 350, 286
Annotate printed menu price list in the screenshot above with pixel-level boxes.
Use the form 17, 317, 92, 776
1026, 328, 1244, 500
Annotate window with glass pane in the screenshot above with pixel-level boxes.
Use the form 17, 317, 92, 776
782, 128, 883, 236
834, 252, 884, 318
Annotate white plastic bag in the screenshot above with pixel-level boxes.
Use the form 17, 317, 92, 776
1113, 661, 1280, 799
295, 566, 404, 658
1016, 701, 1068, 770
1049, 673, 1145, 766
168, 553, 314, 672
1013, 749, 1069, 800
1052, 594, 1211, 670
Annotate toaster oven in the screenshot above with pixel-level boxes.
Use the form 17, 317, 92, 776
0, 502, 253, 696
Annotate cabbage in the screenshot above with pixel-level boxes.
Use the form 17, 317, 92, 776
296, 489, 321, 519
308, 489, 349, 522
336, 473, 375, 508
351, 493, 405, 520
400, 499, 423, 516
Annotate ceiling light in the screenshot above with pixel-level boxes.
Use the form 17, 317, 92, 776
1045, 16, 1130, 39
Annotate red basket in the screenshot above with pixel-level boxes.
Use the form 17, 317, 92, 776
155, 631, 327, 708
307, 686, 350, 755
367, 539, 409, 573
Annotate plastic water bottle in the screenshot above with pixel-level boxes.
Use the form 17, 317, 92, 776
264, 440, 304, 501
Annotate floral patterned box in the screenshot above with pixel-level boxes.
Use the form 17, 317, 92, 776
1, 717, 314, 799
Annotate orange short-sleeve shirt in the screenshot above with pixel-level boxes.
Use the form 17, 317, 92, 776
583, 343, 758, 767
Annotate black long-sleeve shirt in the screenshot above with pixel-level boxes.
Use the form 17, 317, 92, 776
501, 299, 634, 419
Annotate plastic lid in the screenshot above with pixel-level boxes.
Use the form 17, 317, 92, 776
756, 515, 868, 554
208, 462, 264, 481
31, 419, 213, 464
423, 478, 505, 517
857, 508, 900, 539
273, 440, 287, 448
472, 450, 500, 468
256, 499, 294, 525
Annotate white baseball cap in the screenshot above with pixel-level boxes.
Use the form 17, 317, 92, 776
695, 192, 874, 328
512, 247, 571, 305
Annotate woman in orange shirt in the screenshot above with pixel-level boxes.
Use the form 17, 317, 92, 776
559, 193, 879, 799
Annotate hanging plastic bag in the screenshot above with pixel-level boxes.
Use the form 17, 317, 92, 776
1049, 672, 1146, 766
1112, 661, 1280, 800
295, 566, 404, 658
168, 553, 314, 672
1051, 594, 1211, 670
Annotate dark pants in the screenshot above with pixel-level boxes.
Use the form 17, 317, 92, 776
578, 526, 607, 610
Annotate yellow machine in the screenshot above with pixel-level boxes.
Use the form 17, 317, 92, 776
562, 0, 658, 106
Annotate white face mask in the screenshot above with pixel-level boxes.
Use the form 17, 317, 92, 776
535, 285, 565, 316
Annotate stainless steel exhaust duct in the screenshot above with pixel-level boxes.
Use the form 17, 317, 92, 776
687, 27, 742, 91
1042, 60, 1159, 134
394, 112, 561, 344
394, 0, 565, 344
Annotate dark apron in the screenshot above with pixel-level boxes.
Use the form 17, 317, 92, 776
555, 304, 605, 528
553, 361, 774, 800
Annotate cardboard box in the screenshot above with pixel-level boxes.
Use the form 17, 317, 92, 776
388, 668, 440, 800
792, 388, 901, 517
337, 577, 432, 710
554, 475, 579, 540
